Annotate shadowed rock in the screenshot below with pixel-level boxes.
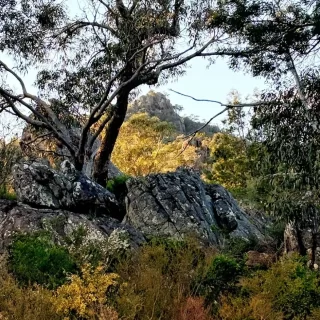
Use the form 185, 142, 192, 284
124, 168, 272, 246
0, 199, 145, 252
12, 160, 119, 217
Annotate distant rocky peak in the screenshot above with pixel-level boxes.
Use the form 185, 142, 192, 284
128, 91, 220, 135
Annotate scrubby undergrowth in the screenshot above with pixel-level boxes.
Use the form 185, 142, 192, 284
0, 231, 319, 320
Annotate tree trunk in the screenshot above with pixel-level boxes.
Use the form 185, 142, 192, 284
93, 89, 130, 186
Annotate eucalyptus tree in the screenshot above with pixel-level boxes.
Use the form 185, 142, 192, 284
203, 0, 320, 221
0, 0, 251, 186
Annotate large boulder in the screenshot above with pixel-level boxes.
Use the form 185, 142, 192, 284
11, 160, 272, 250
124, 168, 272, 246
0, 199, 145, 252
12, 160, 119, 217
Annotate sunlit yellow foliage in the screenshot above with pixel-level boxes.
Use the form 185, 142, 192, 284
202, 132, 251, 188
112, 113, 198, 176
53, 264, 119, 320
0, 256, 58, 320
217, 295, 283, 320
217, 255, 320, 320
115, 238, 215, 320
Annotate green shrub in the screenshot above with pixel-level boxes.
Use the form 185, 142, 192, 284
106, 174, 130, 193
9, 232, 77, 289
0, 186, 17, 200
196, 254, 243, 306
273, 259, 320, 318
107, 174, 130, 220
113, 237, 213, 320
231, 255, 320, 319
266, 221, 285, 251
222, 236, 258, 260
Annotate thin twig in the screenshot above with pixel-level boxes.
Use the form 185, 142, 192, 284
177, 107, 228, 156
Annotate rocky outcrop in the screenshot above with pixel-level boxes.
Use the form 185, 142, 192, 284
124, 168, 272, 246
0, 199, 145, 252
12, 160, 119, 217
127, 91, 220, 135
9, 160, 272, 249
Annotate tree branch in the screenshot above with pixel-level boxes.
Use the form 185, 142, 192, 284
0, 61, 27, 94
0, 60, 72, 144
116, 0, 130, 18
0, 88, 76, 157
156, 37, 217, 73
57, 20, 119, 39
78, 37, 166, 157
129, 0, 139, 14
285, 50, 309, 110
22, 132, 53, 146
169, 89, 269, 108
0, 92, 47, 129
85, 61, 152, 151
87, 107, 115, 152
170, 89, 280, 153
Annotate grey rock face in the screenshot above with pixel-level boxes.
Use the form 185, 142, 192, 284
127, 91, 220, 135
13, 160, 119, 217
10, 161, 272, 250
0, 199, 145, 252
124, 168, 271, 246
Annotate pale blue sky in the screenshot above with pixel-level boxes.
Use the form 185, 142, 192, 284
142, 57, 266, 125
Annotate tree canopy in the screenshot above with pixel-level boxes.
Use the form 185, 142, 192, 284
1, 0, 320, 190
112, 113, 199, 176
0, 0, 244, 185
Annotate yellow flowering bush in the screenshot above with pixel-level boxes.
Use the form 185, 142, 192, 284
53, 264, 119, 320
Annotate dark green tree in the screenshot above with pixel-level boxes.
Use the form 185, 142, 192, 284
204, 0, 320, 223
0, 0, 252, 186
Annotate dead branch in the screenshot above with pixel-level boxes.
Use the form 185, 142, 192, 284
170, 89, 274, 154
169, 89, 268, 108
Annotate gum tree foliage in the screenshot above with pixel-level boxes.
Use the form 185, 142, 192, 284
112, 113, 198, 176
0, 0, 251, 186
205, 0, 320, 221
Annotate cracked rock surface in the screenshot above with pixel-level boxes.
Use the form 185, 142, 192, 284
13, 160, 119, 217
9, 161, 272, 249
125, 168, 271, 246
0, 199, 145, 252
